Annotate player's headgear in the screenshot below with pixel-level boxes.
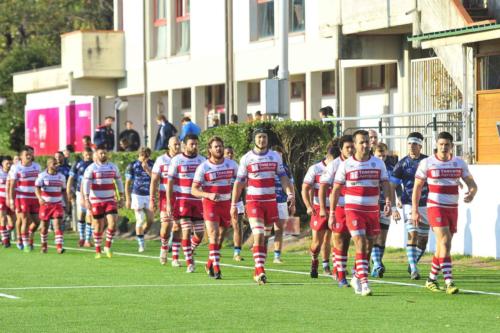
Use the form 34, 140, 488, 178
407, 132, 424, 146
252, 127, 268, 141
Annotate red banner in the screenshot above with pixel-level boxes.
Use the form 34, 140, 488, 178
25, 108, 60, 155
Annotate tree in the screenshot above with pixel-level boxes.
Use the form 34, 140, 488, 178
0, 0, 113, 152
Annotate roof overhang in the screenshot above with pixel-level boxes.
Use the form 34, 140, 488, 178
408, 23, 500, 49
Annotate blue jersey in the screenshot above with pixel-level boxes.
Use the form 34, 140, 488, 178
57, 163, 71, 180
275, 163, 293, 203
69, 160, 93, 192
379, 157, 397, 209
390, 154, 428, 206
125, 160, 154, 196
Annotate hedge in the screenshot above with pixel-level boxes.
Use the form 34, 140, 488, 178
30, 120, 333, 220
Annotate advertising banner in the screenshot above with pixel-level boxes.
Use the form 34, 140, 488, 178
25, 108, 60, 155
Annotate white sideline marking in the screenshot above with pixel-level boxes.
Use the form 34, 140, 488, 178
10, 245, 500, 297
0, 292, 20, 299
0, 282, 331, 291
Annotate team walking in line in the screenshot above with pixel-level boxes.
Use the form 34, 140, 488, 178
0, 127, 477, 295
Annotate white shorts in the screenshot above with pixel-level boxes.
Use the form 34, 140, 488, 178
131, 194, 150, 210
277, 202, 289, 220
236, 201, 244, 215
76, 191, 86, 216
403, 204, 429, 235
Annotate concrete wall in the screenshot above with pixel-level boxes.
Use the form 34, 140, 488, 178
117, 0, 144, 96
341, 0, 413, 34
386, 165, 500, 259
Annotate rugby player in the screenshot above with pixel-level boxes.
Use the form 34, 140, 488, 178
82, 147, 124, 259
150, 136, 181, 266
166, 134, 206, 273
390, 132, 429, 280
330, 130, 391, 296
231, 128, 295, 284
192, 136, 238, 279
125, 147, 154, 253
413, 131, 477, 294
0, 156, 15, 247
35, 157, 68, 254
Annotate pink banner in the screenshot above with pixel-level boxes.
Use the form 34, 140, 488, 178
25, 108, 60, 155
66, 103, 92, 152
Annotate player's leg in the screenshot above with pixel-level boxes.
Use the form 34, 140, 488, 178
159, 212, 172, 265
171, 222, 182, 267
346, 211, 371, 296
205, 220, 221, 278
104, 212, 117, 258
179, 217, 195, 272
91, 203, 106, 258
231, 206, 244, 261
0, 210, 7, 247
27, 205, 40, 252
135, 209, 146, 252
84, 211, 93, 247
310, 228, 325, 278
333, 207, 350, 286
39, 219, 49, 253
371, 214, 389, 278
4, 212, 14, 247
273, 219, 285, 264
416, 206, 430, 263
76, 192, 87, 247
19, 211, 30, 251
15, 211, 23, 250
321, 230, 332, 275
249, 216, 267, 283
52, 217, 65, 254
191, 220, 205, 252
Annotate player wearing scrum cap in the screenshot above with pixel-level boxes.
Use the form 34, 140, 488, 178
390, 132, 430, 280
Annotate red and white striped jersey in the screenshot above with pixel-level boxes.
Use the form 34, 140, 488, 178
0, 169, 9, 199
304, 160, 329, 207
83, 162, 124, 204
236, 149, 286, 202
415, 155, 470, 208
152, 154, 172, 192
168, 154, 206, 200
8, 162, 41, 199
319, 157, 346, 207
193, 158, 238, 202
35, 171, 66, 204
334, 156, 388, 212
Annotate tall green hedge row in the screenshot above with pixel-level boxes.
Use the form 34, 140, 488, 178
33, 120, 333, 217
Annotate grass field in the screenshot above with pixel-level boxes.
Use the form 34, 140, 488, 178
1, 234, 500, 333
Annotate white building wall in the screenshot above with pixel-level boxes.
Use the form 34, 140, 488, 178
118, 0, 144, 96
386, 165, 500, 259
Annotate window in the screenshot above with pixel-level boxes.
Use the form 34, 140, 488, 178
174, 0, 190, 54
257, 0, 274, 39
358, 65, 385, 91
248, 82, 261, 103
289, 0, 305, 33
181, 88, 191, 109
322, 71, 335, 95
479, 55, 500, 90
291, 81, 304, 99
154, 0, 167, 58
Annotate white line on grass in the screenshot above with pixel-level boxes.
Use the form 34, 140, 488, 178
0, 292, 20, 299
0, 282, 332, 291
11, 245, 500, 297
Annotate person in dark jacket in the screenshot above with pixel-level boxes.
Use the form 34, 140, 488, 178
119, 121, 141, 151
93, 116, 115, 151
154, 114, 177, 151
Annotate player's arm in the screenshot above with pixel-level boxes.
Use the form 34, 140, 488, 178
66, 175, 75, 201
328, 183, 342, 228
166, 161, 177, 217
381, 180, 392, 217
8, 177, 16, 209
114, 169, 125, 208
411, 178, 425, 225
231, 180, 245, 220
389, 182, 402, 221
125, 178, 132, 209
301, 183, 314, 216
149, 172, 160, 211
142, 160, 152, 177
462, 175, 478, 203
82, 169, 92, 209
35, 175, 45, 206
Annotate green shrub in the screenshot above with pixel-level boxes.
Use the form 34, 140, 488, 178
200, 120, 333, 213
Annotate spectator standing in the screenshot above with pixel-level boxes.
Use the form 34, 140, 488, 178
93, 116, 115, 151
230, 114, 238, 124
155, 115, 178, 151
119, 121, 141, 151
179, 117, 201, 141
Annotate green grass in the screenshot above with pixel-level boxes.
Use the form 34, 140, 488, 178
1, 234, 500, 333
